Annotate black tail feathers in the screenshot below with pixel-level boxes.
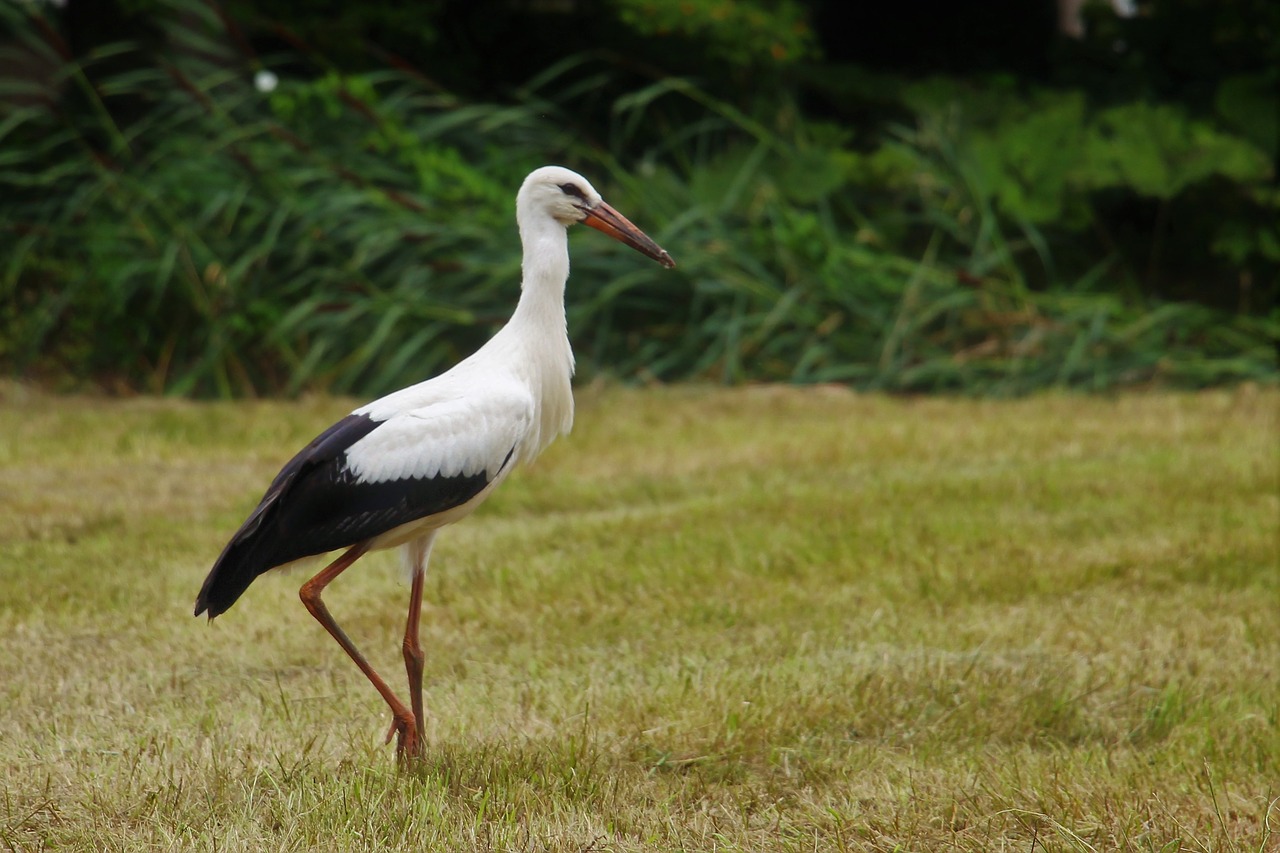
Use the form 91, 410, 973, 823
194, 508, 278, 619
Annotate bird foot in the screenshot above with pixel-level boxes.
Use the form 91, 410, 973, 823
385, 714, 424, 763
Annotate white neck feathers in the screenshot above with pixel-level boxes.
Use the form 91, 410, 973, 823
507, 206, 575, 458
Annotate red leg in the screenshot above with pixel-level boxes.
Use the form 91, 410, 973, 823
299, 543, 419, 761
402, 564, 426, 746
400, 534, 435, 756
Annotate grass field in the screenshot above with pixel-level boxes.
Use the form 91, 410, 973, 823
0, 383, 1276, 851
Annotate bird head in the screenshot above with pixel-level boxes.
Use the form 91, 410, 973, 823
518, 166, 676, 268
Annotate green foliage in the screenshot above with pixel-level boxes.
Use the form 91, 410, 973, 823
898, 79, 1275, 228
1215, 71, 1279, 155
611, 0, 815, 65
0, 2, 586, 396
1086, 101, 1272, 199
0, 0, 1274, 398
588, 74, 1274, 389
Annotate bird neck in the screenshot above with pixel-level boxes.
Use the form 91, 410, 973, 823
512, 215, 571, 338
506, 214, 575, 454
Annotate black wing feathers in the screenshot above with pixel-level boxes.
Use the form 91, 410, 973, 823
194, 413, 504, 620
195, 414, 380, 618
267, 455, 496, 565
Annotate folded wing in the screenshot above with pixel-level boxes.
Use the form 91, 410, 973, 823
194, 390, 533, 619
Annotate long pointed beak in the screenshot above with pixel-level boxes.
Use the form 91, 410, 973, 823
580, 201, 676, 269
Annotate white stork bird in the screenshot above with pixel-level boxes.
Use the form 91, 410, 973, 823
194, 166, 674, 760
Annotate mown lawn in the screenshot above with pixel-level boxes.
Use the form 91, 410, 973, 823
0, 384, 1276, 851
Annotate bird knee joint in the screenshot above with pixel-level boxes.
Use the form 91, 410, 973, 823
299, 583, 321, 611
402, 639, 423, 666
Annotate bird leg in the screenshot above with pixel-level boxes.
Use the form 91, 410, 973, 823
400, 534, 435, 752
299, 543, 421, 761
402, 564, 427, 745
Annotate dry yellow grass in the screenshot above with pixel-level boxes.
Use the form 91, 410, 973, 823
0, 383, 1276, 851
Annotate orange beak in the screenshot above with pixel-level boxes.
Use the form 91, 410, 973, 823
580, 201, 676, 269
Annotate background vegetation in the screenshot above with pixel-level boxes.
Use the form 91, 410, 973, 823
0, 0, 1276, 396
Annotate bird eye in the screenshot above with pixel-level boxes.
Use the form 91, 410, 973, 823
558, 183, 587, 200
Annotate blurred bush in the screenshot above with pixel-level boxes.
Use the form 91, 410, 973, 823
0, 0, 1275, 396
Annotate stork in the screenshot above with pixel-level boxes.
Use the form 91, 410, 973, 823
194, 166, 675, 760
